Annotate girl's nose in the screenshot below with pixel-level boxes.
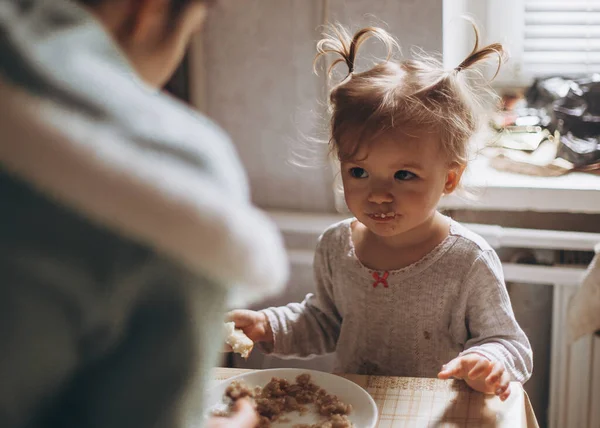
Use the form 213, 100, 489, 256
368, 188, 394, 204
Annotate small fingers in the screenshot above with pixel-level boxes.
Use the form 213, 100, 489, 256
226, 310, 261, 328
438, 357, 466, 380
485, 361, 505, 387
467, 358, 491, 380
495, 372, 511, 401
438, 364, 458, 380
226, 310, 247, 325
499, 383, 511, 401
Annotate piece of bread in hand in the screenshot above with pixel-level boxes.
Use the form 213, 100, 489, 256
224, 321, 254, 359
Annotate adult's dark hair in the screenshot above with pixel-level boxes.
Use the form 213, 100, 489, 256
74, 0, 212, 22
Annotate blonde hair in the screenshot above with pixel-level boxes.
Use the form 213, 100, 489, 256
315, 23, 505, 166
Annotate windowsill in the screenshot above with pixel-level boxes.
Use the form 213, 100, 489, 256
439, 155, 600, 214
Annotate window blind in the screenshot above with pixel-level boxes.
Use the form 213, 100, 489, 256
524, 0, 600, 77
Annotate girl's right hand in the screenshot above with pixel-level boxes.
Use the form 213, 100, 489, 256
226, 309, 274, 344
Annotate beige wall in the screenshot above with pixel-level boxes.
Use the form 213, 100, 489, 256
202, 0, 443, 211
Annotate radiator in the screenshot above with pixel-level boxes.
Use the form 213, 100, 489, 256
265, 212, 600, 428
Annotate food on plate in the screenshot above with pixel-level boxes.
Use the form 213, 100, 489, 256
224, 321, 254, 359
214, 373, 353, 427
294, 414, 353, 428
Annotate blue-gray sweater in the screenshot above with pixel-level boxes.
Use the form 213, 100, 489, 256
0, 1, 288, 427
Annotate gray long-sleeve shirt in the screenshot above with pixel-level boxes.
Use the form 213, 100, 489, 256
262, 218, 533, 383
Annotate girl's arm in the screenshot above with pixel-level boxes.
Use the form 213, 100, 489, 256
259, 235, 342, 358
459, 250, 534, 383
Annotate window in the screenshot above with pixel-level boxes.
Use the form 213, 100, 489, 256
521, 0, 600, 78
445, 0, 600, 87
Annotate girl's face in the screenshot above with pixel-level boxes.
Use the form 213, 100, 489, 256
340, 131, 463, 241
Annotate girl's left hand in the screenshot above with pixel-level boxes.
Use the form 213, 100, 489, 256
437, 354, 511, 401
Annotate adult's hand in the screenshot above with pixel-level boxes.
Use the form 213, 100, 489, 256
206, 399, 258, 428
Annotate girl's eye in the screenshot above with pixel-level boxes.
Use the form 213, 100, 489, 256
394, 170, 417, 181
349, 167, 369, 179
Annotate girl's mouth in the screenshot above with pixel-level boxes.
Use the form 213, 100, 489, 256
368, 212, 397, 222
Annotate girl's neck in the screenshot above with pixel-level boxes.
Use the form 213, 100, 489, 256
352, 211, 451, 271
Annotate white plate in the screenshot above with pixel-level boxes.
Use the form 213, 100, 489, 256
206, 368, 378, 427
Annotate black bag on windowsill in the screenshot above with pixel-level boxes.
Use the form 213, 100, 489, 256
523, 76, 575, 133
556, 133, 600, 167
553, 75, 600, 167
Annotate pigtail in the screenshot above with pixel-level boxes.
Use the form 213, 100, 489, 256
314, 24, 399, 77
319, 20, 504, 169
454, 21, 506, 79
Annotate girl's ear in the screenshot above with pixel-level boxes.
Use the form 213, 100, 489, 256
444, 163, 466, 194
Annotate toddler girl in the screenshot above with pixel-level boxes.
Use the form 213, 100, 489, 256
229, 24, 532, 401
